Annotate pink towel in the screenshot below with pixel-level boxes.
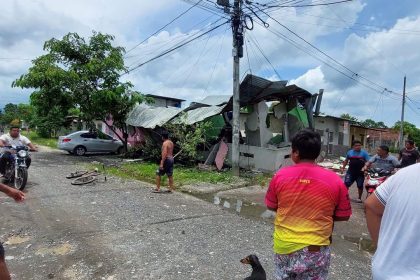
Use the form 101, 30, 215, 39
215, 141, 228, 170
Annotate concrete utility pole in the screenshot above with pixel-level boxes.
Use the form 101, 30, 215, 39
231, 0, 244, 176
399, 76, 406, 148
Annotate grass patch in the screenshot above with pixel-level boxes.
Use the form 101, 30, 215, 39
21, 131, 58, 149
89, 161, 272, 188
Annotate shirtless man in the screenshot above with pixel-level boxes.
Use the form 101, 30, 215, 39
154, 132, 174, 193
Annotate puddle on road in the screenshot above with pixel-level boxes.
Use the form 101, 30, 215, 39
341, 235, 376, 253
36, 243, 73, 256
195, 193, 275, 221
5, 235, 31, 245
192, 192, 375, 253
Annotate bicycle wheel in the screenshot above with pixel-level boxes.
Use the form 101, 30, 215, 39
71, 175, 96, 185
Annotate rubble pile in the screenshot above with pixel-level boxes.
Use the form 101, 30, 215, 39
317, 157, 346, 175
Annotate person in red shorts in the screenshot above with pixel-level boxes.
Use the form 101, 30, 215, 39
265, 129, 352, 280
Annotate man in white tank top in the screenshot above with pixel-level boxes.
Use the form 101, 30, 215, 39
0, 126, 37, 175
365, 163, 420, 279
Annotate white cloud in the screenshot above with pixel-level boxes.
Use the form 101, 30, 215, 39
1, 0, 419, 128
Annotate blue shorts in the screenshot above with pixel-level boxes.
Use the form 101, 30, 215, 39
344, 172, 364, 189
156, 157, 174, 177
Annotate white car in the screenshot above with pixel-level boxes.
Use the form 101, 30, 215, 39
58, 131, 124, 156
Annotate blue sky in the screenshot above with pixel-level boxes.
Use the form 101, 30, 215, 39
1, 0, 420, 127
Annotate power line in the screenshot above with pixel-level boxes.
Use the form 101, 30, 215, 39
256, 0, 354, 9
203, 26, 230, 95
125, 0, 204, 55
247, 32, 282, 80
254, 20, 402, 100
125, 14, 218, 67
406, 100, 420, 117
251, 4, 402, 97
325, 5, 406, 75
264, 8, 420, 35
126, 20, 229, 74
181, 0, 230, 18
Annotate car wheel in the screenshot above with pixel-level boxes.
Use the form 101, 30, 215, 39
73, 146, 87, 156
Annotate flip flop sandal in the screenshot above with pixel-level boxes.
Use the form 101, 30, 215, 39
152, 189, 172, 193
66, 170, 88, 179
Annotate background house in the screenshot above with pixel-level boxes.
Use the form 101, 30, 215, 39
88, 95, 186, 146
314, 115, 350, 157
366, 128, 401, 153
145, 94, 185, 108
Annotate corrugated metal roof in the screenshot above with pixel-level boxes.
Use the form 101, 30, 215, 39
239, 74, 309, 105
196, 95, 231, 106
126, 103, 182, 129
172, 106, 226, 125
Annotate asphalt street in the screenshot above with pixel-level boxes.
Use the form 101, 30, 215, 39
0, 148, 372, 280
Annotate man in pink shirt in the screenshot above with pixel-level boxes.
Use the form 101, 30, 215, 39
265, 129, 352, 280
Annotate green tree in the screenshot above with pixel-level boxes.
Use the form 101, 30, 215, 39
164, 114, 212, 163
392, 121, 417, 137
340, 113, 358, 122
361, 118, 388, 128
13, 32, 145, 148
13, 52, 75, 136
1, 103, 19, 125
410, 128, 420, 147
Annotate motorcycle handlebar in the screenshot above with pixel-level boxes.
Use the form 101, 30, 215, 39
2, 145, 29, 150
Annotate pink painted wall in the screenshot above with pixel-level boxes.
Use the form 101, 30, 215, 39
103, 118, 144, 147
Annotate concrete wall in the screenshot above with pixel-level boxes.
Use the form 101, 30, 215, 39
227, 143, 290, 172
314, 116, 350, 157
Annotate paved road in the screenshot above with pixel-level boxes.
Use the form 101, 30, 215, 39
0, 148, 372, 279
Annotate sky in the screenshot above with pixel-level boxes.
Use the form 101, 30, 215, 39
1, 0, 420, 127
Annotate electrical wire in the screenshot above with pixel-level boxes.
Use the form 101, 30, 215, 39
125, 14, 220, 67
252, 4, 402, 97
325, 5, 406, 75
181, 0, 230, 18
125, 20, 229, 74
406, 100, 420, 116
370, 92, 384, 120
125, 0, 204, 55
133, 24, 229, 96
247, 32, 282, 80
254, 20, 402, 100
255, 0, 354, 9
203, 26, 230, 95
260, 8, 420, 35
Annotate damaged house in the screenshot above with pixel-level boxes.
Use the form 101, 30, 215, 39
125, 74, 319, 172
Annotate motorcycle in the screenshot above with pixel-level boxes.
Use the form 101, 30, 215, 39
1, 145, 30, 191
365, 167, 391, 196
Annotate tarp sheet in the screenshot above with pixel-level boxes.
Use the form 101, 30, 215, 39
288, 107, 309, 127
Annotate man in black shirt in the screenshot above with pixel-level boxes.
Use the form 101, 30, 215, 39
398, 140, 420, 168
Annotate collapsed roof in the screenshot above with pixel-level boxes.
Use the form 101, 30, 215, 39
126, 74, 314, 129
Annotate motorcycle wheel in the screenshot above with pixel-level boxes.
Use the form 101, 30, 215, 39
3, 163, 14, 183
15, 167, 28, 191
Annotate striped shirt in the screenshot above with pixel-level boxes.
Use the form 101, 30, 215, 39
265, 162, 352, 254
